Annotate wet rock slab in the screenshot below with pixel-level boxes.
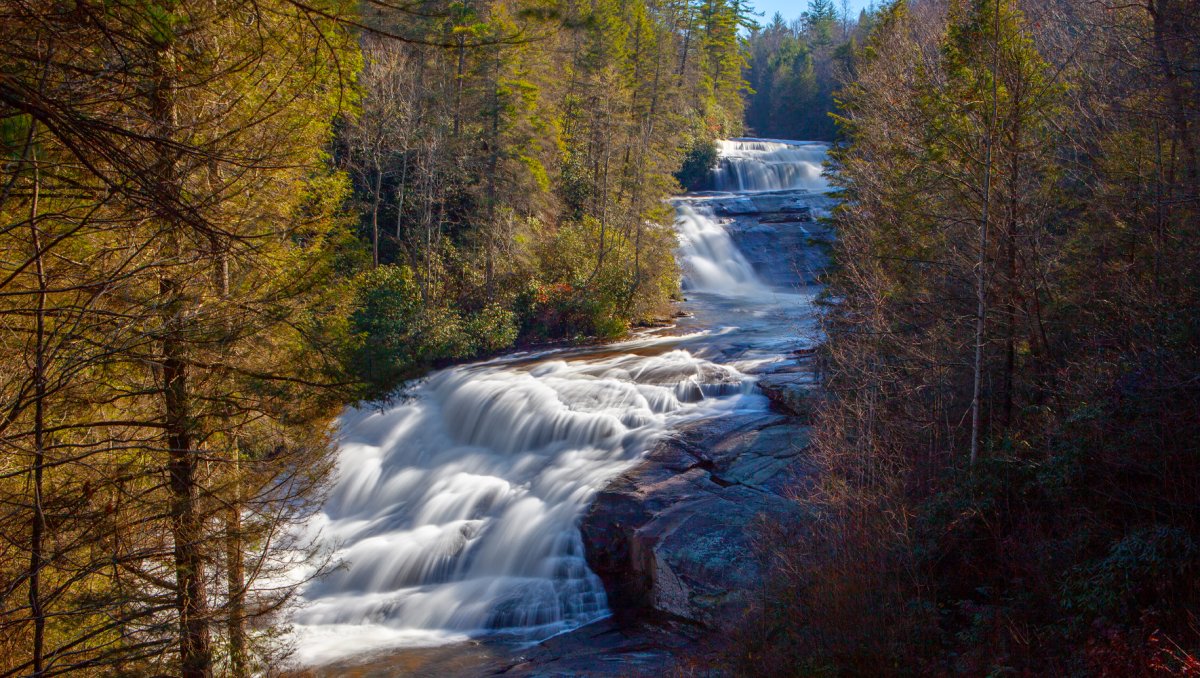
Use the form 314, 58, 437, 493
682, 189, 835, 288
501, 616, 717, 677
580, 407, 813, 631
578, 189, 828, 637
729, 218, 832, 287
757, 369, 818, 422
709, 191, 835, 217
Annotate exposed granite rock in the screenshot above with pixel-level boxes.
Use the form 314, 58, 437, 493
500, 616, 711, 677
780, 199, 813, 214
579, 191, 830, 634
294, 617, 713, 678
712, 197, 759, 216
757, 372, 818, 421
758, 212, 811, 224
581, 411, 812, 630
730, 220, 832, 288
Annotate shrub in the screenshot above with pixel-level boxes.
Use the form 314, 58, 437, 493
464, 303, 519, 354
349, 265, 478, 400
675, 138, 719, 191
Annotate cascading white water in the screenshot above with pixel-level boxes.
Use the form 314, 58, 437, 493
291, 138, 828, 666
713, 139, 829, 192
675, 203, 764, 294
291, 346, 754, 664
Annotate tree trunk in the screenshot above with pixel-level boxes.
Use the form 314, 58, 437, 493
970, 0, 1001, 467
1149, 0, 1198, 187
153, 41, 212, 677
396, 151, 409, 241
1003, 116, 1022, 431
372, 165, 382, 268
225, 444, 246, 678
163, 282, 211, 678
454, 33, 466, 138
677, 3, 694, 82
485, 58, 500, 302
28, 138, 46, 677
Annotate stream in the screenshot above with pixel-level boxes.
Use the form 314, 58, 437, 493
291, 138, 831, 667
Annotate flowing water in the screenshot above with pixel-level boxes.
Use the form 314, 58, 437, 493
713, 139, 829, 193
291, 139, 830, 666
675, 203, 765, 294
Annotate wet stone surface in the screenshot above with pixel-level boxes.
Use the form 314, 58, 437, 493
580, 387, 815, 631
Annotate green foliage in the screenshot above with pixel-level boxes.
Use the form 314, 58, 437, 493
350, 266, 463, 398
745, 1, 862, 140
0, 0, 367, 672
517, 280, 627, 342
339, 0, 733, 398
675, 139, 719, 191
0, 114, 32, 158
140, 0, 187, 45
749, 0, 1200, 673
465, 303, 520, 353
804, 0, 839, 44
513, 215, 660, 341
1063, 527, 1200, 620
694, 0, 752, 132
348, 266, 524, 400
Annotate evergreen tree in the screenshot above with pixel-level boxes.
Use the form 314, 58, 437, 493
744, 1, 866, 139
0, 1, 360, 673
742, 0, 1200, 671
804, 0, 839, 44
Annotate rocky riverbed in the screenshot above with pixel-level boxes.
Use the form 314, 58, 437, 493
294, 185, 833, 677
580, 366, 817, 629
528, 190, 834, 672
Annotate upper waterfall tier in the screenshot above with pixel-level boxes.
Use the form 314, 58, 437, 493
712, 139, 830, 193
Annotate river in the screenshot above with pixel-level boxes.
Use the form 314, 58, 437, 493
290, 139, 832, 667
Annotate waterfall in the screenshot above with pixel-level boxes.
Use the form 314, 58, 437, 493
712, 139, 829, 193
675, 203, 764, 294
291, 138, 827, 666
291, 350, 753, 663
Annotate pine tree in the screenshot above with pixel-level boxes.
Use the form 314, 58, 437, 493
805, 0, 839, 44
0, 1, 360, 673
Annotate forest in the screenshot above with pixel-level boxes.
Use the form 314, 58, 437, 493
743, 2, 864, 141
738, 0, 1200, 675
0, 0, 745, 674
1, 0, 1198, 675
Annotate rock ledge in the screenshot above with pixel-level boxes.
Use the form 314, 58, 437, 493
581, 402, 813, 629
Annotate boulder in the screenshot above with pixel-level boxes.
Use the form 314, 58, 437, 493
756, 372, 818, 421
581, 411, 813, 629
712, 197, 759, 216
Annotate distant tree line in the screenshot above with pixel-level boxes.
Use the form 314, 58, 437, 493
732, 0, 1200, 674
0, 0, 747, 674
742, 0, 870, 141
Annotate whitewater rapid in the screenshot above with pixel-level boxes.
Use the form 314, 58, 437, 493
291, 347, 752, 662
675, 203, 765, 294
713, 139, 829, 193
291, 138, 828, 665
